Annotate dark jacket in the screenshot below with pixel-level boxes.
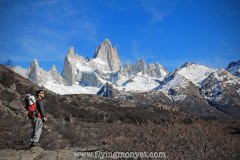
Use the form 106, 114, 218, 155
36, 99, 45, 118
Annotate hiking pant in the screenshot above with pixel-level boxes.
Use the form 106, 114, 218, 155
31, 118, 43, 143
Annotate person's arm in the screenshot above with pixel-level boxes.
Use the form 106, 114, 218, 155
37, 100, 45, 118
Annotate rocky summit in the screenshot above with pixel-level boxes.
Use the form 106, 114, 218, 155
93, 39, 122, 72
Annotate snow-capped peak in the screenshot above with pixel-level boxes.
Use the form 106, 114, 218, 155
157, 73, 191, 91
174, 62, 216, 86
178, 62, 194, 69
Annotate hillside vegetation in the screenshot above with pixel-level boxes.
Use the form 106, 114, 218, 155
0, 65, 240, 160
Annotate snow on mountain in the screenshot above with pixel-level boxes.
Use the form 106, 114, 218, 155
200, 69, 240, 117
114, 73, 161, 92
44, 82, 99, 95
154, 62, 216, 102
175, 62, 216, 86
88, 58, 110, 71
226, 60, 240, 77
153, 71, 223, 117
155, 73, 192, 101
12, 65, 27, 78
200, 69, 240, 102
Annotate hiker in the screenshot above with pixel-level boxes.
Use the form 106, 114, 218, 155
25, 90, 47, 148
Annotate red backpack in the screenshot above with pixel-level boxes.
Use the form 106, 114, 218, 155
25, 94, 39, 119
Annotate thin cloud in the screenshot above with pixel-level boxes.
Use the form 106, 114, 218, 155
34, 1, 98, 42
1, 0, 98, 42
20, 36, 66, 62
140, 0, 178, 23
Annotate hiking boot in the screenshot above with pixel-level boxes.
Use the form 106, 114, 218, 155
30, 142, 40, 148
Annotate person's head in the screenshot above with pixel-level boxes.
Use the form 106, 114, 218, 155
36, 90, 45, 99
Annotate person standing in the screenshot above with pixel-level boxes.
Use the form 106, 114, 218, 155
30, 90, 47, 147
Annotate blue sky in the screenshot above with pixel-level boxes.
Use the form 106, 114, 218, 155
0, 0, 240, 72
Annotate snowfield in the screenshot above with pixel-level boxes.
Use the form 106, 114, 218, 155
44, 81, 100, 95
176, 63, 216, 86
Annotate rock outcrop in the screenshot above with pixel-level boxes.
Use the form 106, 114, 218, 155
61, 41, 122, 86
27, 59, 50, 85
123, 59, 167, 79
49, 65, 64, 84
61, 47, 88, 85
61, 50, 107, 86
226, 60, 240, 77
93, 39, 122, 72
27, 59, 64, 85
97, 82, 115, 97
148, 62, 168, 78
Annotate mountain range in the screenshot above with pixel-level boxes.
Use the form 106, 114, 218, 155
12, 39, 240, 118
15, 39, 168, 94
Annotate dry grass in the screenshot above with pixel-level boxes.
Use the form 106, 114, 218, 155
35, 117, 240, 159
